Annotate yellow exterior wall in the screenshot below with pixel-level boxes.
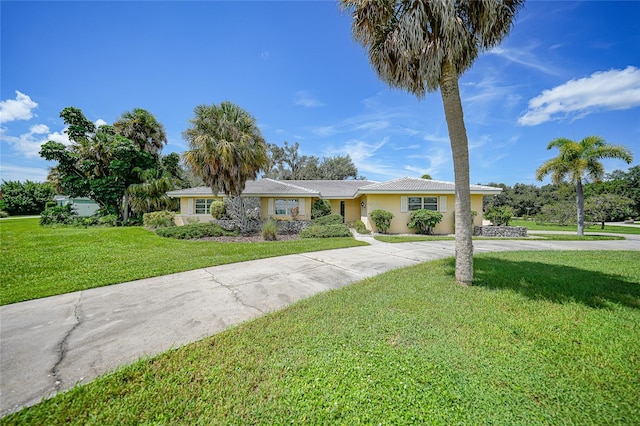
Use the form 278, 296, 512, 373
327, 198, 362, 223
362, 194, 485, 234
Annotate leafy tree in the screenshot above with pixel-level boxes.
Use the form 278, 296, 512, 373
407, 209, 443, 234
536, 136, 633, 235
311, 199, 332, 219
342, 0, 524, 285
370, 209, 393, 234
585, 194, 633, 228
585, 165, 640, 218
535, 201, 576, 226
265, 141, 359, 180
183, 101, 267, 232
421, 174, 432, 180
113, 108, 167, 156
40, 107, 169, 222
484, 206, 513, 226
0, 180, 55, 215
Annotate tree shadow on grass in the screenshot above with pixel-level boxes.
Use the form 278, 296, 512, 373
468, 257, 640, 310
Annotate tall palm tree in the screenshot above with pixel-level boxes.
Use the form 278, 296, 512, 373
341, 0, 524, 285
536, 136, 632, 236
183, 102, 268, 232
113, 108, 167, 155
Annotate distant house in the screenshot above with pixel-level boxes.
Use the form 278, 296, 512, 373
54, 195, 100, 217
166, 177, 502, 234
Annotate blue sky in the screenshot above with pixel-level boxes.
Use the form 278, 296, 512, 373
1, 0, 639, 186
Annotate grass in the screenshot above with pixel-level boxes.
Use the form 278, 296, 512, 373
511, 219, 640, 235
4, 250, 639, 424
374, 234, 624, 243
0, 218, 366, 305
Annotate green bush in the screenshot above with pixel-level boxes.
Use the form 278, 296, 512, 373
350, 219, 370, 234
155, 222, 237, 239
300, 224, 352, 238
210, 201, 226, 219
0, 180, 55, 215
0, 210, 8, 218
535, 201, 575, 226
261, 219, 278, 241
143, 210, 176, 228
369, 209, 393, 234
40, 205, 77, 226
407, 209, 443, 234
311, 199, 332, 219
97, 214, 120, 227
485, 206, 514, 226
312, 214, 343, 226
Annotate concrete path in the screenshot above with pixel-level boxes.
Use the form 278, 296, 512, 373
1, 234, 638, 416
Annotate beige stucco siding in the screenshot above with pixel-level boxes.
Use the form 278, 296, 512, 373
363, 193, 484, 234
327, 198, 362, 223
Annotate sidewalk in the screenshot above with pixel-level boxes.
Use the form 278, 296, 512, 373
1, 235, 638, 416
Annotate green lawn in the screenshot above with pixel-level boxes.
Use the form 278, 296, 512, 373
0, 219, 366, 305
4, 250, 638, 424
375, 234, 624, 243
511, 219, 640, 234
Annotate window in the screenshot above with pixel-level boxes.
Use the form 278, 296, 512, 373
275, 198, 299, 215
408, 196, 437, 211
195, 199, 214, 214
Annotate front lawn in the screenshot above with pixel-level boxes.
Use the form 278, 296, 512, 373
511, 219, 640, 234
375, 234, 624, 243
0, 219, 366, 305
4, 250, 639, 424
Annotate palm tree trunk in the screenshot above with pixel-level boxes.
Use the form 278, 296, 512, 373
576, 178, 585, 236
439, 61, 473, 285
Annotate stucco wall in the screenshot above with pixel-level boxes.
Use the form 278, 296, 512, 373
328, 198, 362, 223
362, 193, 484, 234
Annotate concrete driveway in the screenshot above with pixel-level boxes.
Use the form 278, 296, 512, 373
1, 234, 638, 416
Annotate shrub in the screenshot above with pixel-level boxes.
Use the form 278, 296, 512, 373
312, 214, 343, 226
350, 219, 370, 234
0, 210, 8, 218
210, 201, 226, 219
261, 219, 278, 241
535, 201, 575, 226
98, 214, 120, 227
485, 206, 514, 226
407, 209, 443, 234
40, 205, 77, 226
0, 180, 55, 215
300, 224, 352, 238
143, 210, 176, 228
311, 199, 332, 219
369, 209, 393, 234
155, 222, 237, 239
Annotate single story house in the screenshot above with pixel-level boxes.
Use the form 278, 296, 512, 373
166, 177, 502, 234
54, 195, 100, 217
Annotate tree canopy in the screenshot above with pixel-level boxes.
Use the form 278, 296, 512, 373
341, 0, 524, 285
40, 107, 180, 221
536, 136, 632, 235
264, 141, 360, 180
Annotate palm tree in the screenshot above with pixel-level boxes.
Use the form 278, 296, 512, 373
113, 108, 167, 155
536, 136, 633, 235
341, 0, 524, 285
183, 101, 268, 231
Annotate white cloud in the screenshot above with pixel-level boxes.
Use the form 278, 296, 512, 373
518, 66, 640, 126
0, 91, 38, 123
294, 90, 324, 108
0, 164, 49, 182
489, 44, 560, 76
0, 124, 70, 157
95, 118, 107, 127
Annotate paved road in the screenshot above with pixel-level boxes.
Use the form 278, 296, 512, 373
1, 234, 638, 416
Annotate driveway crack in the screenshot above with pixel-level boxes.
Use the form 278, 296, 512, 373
50, 292, 83, 392
204, 270, 265, 314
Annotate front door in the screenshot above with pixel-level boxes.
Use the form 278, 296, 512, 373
340, 201, 345, 222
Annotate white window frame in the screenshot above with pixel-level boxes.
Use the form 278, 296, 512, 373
195, 198, 214, 215
406, 196, 438, 211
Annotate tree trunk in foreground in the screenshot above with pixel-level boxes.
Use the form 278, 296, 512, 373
439, 61, 474, 285
576, 178, 585, 236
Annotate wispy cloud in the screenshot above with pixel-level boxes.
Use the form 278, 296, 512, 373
518, 66, 640, 126
294, 90, 325, 108
488, 44, 561, 76
0, 164, 49, 182
0, 124, 68, 158
0, 91, 38, 123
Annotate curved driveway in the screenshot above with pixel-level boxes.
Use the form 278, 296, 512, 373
1, 233, 638, 416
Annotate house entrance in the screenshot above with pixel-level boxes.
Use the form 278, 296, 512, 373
340, 201, 345, 222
